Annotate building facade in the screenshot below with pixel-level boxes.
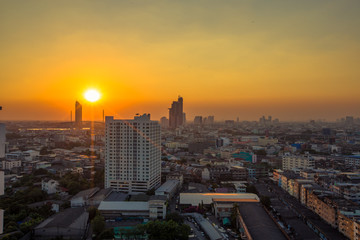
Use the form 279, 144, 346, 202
75, 101, 82, 129
169, 96, 184, 129
282, 153, 314, 171
105, 114, 161, 193
0, 124, 5, 159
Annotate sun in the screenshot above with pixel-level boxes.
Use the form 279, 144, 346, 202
84, 89, 101, 102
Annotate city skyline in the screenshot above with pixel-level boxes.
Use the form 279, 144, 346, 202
1, 1, 360, 121
2, 1, 360, 239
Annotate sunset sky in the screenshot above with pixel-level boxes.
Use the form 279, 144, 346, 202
1, 0, 360, 121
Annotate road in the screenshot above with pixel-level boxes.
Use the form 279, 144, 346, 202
256, 180, 346, 240
184, 217, 207, 240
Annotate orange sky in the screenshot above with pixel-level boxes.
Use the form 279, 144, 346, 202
1, 1, 360, 121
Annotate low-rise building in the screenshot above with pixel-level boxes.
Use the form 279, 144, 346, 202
166, 173, 183, 186
33, 207, 89, 240
2, 159, 21, 170
70, 187, 100, 207
41, 179, 59, 194
180, 193, 259, 206
338, 209, 360, 240
98, 194, 167, 220
155, 179, 179, 199
282, 153, 314, 171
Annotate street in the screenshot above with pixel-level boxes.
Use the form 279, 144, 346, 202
255, 180, 346, 240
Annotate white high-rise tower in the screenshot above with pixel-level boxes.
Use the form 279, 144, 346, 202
105, 114, 161, 193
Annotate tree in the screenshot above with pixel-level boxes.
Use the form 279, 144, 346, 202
27, 188, 47, 202
33, 168, 49, 176
254, 149, 267, 156
92, 215, 105, 235
59, 172, 90, 195
97, 228, 114, 240
230, 203, 239, 228
146, 188, 155, 196
176, 223, 191, 240
246, 184, 258, 194
138, 220, 190, 240
93, 168, 105, 188
88, 206, 100, 220
260, 195, 271, 209
166, 212, 184, 224
40, 147, 51, 155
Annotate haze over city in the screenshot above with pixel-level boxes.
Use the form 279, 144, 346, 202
2, 1, 360, 239
1, 0, 360, 121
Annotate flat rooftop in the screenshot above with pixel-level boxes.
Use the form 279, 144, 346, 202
180, 193, 260, 206
155, 179, 179, 193
104, 192, 128, 201
99, 201, 149, 211
238, 202, 286, 240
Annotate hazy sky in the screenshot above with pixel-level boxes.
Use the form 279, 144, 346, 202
1, 0, 360, 121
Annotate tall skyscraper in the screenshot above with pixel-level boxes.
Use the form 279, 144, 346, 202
105, 114, 161, 193
169, 96, 184, 129
0, 124, 5, 159
75, 101, 82, 129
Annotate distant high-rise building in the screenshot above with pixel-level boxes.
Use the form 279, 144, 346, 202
208, 116, 215, 124
203, 117, 207, 125
75, 101, 82, 129
225, 120, 235, 126
194, 116, 203, 125
0, 124, 5, 159
345, 116, 354, 125
169, 96, 184, 129
160, 116, 169, 129
105, 114, 161, 193
259, 115, 274, 125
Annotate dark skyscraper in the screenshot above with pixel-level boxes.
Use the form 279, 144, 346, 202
169, 96, 184, 129
75, 101, 82, 129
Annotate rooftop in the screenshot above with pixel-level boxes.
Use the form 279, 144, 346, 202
238, 202, 286, 240
89, 188, 112, 202
98, 201, 149, 211
35, 207, 88, 229
71, 187, 99, 200
104, 192, 128, 201
155, 179, 179, 193
180, 193, 260, 206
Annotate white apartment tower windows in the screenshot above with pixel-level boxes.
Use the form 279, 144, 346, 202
282, 153, 314, 171
105, 114, 161, 193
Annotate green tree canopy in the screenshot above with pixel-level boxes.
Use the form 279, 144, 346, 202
92, 215, 105, 235
166, 212, 184, 224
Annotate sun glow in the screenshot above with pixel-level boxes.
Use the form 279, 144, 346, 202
84, 89, 101, 102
